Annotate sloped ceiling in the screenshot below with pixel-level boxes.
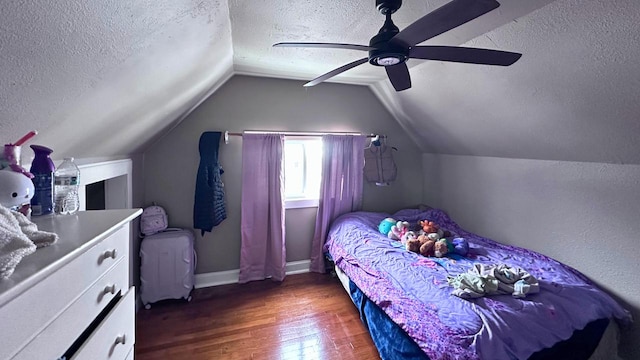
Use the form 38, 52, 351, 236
231, 0, 640, 165
2, 0, 639, 165
231, 0, 553, 84
371, 0, 640, 164
0, 0, 234, 160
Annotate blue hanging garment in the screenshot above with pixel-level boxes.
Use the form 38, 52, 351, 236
193, 131, 226, 235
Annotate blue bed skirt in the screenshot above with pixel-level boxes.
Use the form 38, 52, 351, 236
346, 278, 609, 360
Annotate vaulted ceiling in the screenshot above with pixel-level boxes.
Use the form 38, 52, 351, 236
0, 0, 234, 160
1, 0, 639, 164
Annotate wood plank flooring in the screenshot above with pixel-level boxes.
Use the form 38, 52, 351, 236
135, 272, 381, 360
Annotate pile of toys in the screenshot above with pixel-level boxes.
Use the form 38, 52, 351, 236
378, 217, 469, 258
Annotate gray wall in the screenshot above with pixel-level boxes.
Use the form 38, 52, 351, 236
422, 153, 639, 359
143, 75, 423, 273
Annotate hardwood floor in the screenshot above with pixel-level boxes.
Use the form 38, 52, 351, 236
135, 272, 381, 360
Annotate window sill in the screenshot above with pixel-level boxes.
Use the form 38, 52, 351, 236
285, 198, 319, 209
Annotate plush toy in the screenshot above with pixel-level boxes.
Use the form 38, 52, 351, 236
427, 232, 441, 241
419, 221, 452, 237
406, 219, 470, 258
419, 220, 439, 234
434, 238, 451, 257
433, 237, 470, 257
451, 237, 470, 256
401, 230, 416, 245
406, 233, 436, 256
389, 221, 410, 241
0, 171, 58, 279
405, 235, 421, 253
0, 170, 35, 216
418, 235, 436, 256
378, 217, 396, 237
0, 170, 35, 209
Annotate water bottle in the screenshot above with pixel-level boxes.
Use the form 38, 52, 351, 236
30, 145, 55, 216
54, 157, 80, 215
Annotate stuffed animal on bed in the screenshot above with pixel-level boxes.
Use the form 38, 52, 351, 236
452, 237, 470, 256
389, 221, 410, 241
401, 230, 416, 245
405, 233, 469, 258
434, 237, 470, 257
420, 220, 439, 234
418, 220, 452, 238
434, 238, 451, 257
378, 218, 396, 237
406, 233, 436, 256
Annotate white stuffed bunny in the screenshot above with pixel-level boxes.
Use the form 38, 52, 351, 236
0, 170, 58, 279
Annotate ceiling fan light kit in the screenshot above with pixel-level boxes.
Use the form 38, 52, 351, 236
273, 0, 522, 92
368, 11, 408, 67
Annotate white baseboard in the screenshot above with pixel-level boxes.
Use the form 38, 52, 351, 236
194, 259, 311, 289
194, 269, 239, 289
285, 260, 312, 275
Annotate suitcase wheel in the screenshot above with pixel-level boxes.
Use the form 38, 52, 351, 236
144, 303, 151, 310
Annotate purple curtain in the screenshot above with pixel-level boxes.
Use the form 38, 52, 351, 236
310, 135, 366, 273
239, 134, 286, 283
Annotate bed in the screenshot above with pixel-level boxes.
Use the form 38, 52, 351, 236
324, 208, 632, 360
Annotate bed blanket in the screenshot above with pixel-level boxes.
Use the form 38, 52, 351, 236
324, 208, 631, 360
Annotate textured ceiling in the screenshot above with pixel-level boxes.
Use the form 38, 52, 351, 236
1, 0, 639, 165
230, 0, 554, 84
0, 0, 233, 161
230, 0, 640, 164
372, 0, 640, 164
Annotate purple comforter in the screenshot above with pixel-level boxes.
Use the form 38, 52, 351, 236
324, 208, 631, 360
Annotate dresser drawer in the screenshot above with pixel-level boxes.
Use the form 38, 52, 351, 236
13, 256, 130, 360
72, 287, 135, 360
0, 225, 130, 360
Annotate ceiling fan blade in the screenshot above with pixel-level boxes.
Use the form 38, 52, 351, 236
304, 57, 369, 87
385, 63, 411, 91
391, 0, 500, 47
273, 42, 374, 51
410, 46, 522, 66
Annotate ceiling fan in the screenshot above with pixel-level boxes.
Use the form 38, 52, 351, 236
273, 0, 521, 91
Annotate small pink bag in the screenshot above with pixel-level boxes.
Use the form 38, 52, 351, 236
140, 205, 168, 236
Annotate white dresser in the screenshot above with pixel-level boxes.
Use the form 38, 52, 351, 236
0, 209, 142, 360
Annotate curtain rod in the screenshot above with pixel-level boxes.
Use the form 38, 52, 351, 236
223, 131, 385, 144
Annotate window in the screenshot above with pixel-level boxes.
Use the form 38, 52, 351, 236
284, 137, 322, 209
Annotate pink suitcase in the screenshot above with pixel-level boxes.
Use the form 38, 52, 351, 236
140, 229, 196, 309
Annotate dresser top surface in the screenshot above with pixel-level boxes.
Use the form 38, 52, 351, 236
0, 209, 142, 306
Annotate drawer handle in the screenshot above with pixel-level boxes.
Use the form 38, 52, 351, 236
98, 284, 118, 302
102, 249, 118, 261
103, 284, 117, 295
115, 334, 126, 346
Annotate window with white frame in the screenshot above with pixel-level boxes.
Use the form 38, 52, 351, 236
284, 137, 322, 209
